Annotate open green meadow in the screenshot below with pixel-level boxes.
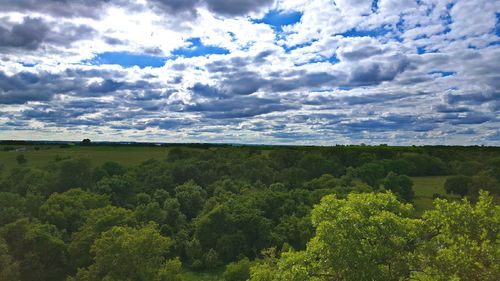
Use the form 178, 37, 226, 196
411, 176, 461, 213
0, 144, 169, 170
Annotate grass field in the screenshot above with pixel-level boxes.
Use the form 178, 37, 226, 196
0, 145, 170, 170
411, 176, 461, 213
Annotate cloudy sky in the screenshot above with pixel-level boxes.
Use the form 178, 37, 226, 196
0, 0, 499, 145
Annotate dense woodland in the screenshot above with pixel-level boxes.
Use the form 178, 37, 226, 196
0, 144, 499, 281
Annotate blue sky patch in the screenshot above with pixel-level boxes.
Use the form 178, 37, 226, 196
495, 13, 500, 36
371, 0, 379, 13
296, 55, 339, 66
429, 71, 456, 77
283, 39, 318, 53
84, 52, 168, 68
339, 27, 390, 38
21, 62, 37, 67
252, 9, 303, 32
171, 38, 230, 58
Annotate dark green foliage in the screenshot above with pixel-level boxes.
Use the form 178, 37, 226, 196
93, 174, 137, 206
100, 161, 126, 177
53, 158, 92, 193
444, 175, 473, 196
382, 172, 414, 201
16, 154, 27, 165
355, 162, 386, 187
0, 219, 70, 281
175, 180, 207, 220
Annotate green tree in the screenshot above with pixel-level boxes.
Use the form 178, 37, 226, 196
0, 192, 26, 227
222, 257, 252, 281
73, 223, 180, 281
53, 158, 92, 192
444, 175, 472, 197
413, 191, 500, 281
68, 206, 136, 268
0, 218, 70, 281
0, 237, 20, 281
40, 189, 110, 233
100, 161, 126, 177
249, 192, 422, 281
94, 174, 137, 206
16, 154, 27, 165
382, 172, 414, 201
355, 162, 385, 187
175, 180, 207, 220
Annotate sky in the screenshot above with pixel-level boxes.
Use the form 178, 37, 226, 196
0, 0, 499, 145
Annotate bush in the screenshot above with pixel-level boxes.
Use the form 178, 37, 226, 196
223, 257, 252, 281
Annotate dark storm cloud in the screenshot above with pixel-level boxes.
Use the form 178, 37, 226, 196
189, 83, 221, 97
146, 118, 195, 130
340, 114, 438, 133
445, 91, 500, 105
0, 17, 96, 50
88, 79, 125, 94
434, 104, 471, 113
0, 0, 129, 19
148, 0, 200, 16
268, 72, 337, 92
337, 45, 384, 61
221, 71, 264, 95
0, 66, 164, 104
345, 56, 409, 86
442, 112, 494, 125
205, 0, 274, 16
148, 0, 274, 17
203, 52, 408, 95
0, 71, 61, 104
183, 96, 296, 119
0, 17, 49, 50
47, 23, 97, 45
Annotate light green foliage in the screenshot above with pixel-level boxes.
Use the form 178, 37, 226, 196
413, 191, 500, 281
222, 257, 252, 281
74, 223, 179, 281
249, 192, 423, 281
40, 188, 110, 233
157, 258, 182, 281
0, 237, 20, 281
68, 206, 136, 268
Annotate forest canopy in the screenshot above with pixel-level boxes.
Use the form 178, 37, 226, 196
0, 144, 499, 280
